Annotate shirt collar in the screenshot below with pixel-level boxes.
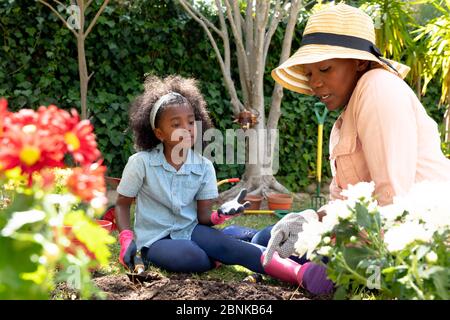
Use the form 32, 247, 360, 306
149, 143, 203, 175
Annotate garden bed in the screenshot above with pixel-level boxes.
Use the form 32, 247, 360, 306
54, 272, 332, 300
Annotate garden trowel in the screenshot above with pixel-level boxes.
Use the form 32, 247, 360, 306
126, 254, 149, 283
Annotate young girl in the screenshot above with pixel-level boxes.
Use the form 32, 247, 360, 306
115, 75, 333, 295
115, 75, 263, 274
262, 3, 450, 270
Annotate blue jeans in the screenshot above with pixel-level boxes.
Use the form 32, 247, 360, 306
141, 224, 266, 274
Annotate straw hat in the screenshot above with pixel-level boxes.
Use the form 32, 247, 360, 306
272, 4, 410, 95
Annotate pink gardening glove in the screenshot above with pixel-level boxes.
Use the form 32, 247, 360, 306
119, 229, 137, 270
210, 210, 235, 225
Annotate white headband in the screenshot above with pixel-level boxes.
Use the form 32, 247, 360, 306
149, 92, 187, 130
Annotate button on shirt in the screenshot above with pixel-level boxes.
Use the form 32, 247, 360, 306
328, 68, 450, 206
117, 144, 219, 249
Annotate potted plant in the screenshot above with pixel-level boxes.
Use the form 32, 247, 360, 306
244, 194, 263, 210
267, 193, 293, 210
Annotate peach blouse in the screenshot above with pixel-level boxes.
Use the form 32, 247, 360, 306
328, 68, 450, 206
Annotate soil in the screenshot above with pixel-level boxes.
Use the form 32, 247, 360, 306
54, 272, 332, 300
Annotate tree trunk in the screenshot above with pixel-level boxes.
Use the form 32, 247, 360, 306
219, 123, 289, 201
77, 35, 89, 120
178, 0, 301, 201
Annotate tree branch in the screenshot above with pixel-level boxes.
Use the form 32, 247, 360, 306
84, 0, 110, 39
214, 0, 230, 71
182, 0, 223, 36
86, 0, 94, 9
53, 0, 65, 7
245, 0, 254, 57
179, 0, 243, 114
268, 0, 302, 130
223, 0, 251, 107
37, 0, 78, 37
224, 0, 250, 82
263, 0, 284, 65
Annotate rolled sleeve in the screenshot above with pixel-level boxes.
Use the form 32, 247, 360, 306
195, 160, 219, 200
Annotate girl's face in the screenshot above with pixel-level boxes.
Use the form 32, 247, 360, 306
154, 103, 196, 149
303, 58, 368, 111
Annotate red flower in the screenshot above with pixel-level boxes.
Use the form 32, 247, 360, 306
49, 108, 102, 165
0, 123, 65, 182
0, 98, 9, 137
0, 100, 103, 183
67, 162, 106, 202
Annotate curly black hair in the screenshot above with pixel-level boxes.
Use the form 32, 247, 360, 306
129, 75, 213, 151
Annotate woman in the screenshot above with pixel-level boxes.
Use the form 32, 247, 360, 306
259, 3, 450, 274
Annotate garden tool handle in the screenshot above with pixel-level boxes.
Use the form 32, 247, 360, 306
317, 124, 323, 184
314, 102, 327, 184
314, 102, 328, 124
217, 178, 240, 187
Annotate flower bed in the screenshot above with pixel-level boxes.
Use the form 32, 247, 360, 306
0, 98, 115, 299
294, 181, 449, 300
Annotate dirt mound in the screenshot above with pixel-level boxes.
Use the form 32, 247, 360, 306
89, 273, 323, 300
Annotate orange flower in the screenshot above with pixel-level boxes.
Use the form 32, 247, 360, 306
57, 109, 101, 165
67, 162, 106, 202
0, 123, 65, 181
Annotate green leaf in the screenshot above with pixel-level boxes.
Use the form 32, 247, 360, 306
343, 247, 371, 270
430, 269, 449, 300
333, 286, 347, 300
355, 202, 371, 228
0, 236, 46, 299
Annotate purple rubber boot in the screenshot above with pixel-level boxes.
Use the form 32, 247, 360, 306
298, 262, 334, 295
262, 252, 334, 295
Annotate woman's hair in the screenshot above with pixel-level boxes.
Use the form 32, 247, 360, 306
129, 75, 213, 151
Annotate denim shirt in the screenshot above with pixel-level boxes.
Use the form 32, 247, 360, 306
117, 144, 218, 249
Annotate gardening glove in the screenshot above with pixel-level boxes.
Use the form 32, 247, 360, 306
262, 209, 317, 267
119, 229, 137, 271
217, 189, 251, 216
211, 210, 238, 225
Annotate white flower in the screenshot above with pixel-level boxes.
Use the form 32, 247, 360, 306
392, 181, 450, 234
294, 219, 324, 259
341, 181, 375, 203
317, 246, 332, 256
325, 199, 352, 223
90, 193, 108, 210
425, 251, 438, 264
379, 202, 405, 226
383, 221, 434, 252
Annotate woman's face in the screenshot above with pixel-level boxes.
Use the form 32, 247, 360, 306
303, 58, 368, 111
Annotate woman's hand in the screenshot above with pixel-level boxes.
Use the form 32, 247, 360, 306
263, 210, 317, 266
